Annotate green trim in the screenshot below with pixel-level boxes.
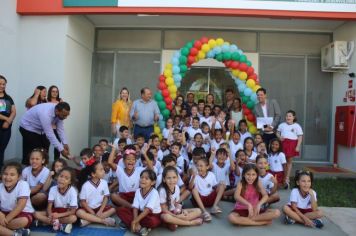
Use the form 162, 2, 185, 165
63, 0, 118, 7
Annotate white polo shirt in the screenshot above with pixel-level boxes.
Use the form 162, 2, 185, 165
22, 166, 50, 189
159, 185, 180, 211
277, 122, 303, 140
247, 151, 258, 162
268, 152, 286, 172
156, 171, 184, 188
132, 188, 161, 214
212, 162, 231, 186
116, 166, 145, 193
259, 173, 274, 194
79, 179, 110, 209
48, 185, 78, 209
193, 171, 217, 196
288, 188, 317, 209
187, 127, 203, 140
229, 140, 243, 160
0, 180, 34, 213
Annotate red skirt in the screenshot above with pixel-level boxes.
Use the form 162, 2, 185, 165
119, 191, 135, 203
81, 205, 113, 214
1, 211, 33, 228
288, 205, 313, 214
232, 208, 266, 217
116, 207, 161, 228
191, 190, 217, 208
270, 171, 284, 185
282, 139, 299, 158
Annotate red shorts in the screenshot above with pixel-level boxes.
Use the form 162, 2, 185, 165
1, 211, 33, 228
116, 207, 161, 228
119, 192, 135, 203
282, 139, 299, 158
232, 208, 266, 217
270, 171, 284, 185
192, 190, 217, 208
81, 205, 113, 214
288, 205, 313, 214
52, 207, 77, 214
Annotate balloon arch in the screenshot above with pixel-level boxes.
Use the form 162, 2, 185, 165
153, 37, 261, 139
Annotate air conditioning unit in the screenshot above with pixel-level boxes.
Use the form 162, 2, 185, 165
321, 41, 349, 72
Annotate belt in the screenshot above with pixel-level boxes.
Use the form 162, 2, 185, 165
135, 124, 153, 129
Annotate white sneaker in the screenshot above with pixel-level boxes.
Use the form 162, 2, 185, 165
104, 217, 116, 227
80, 219, 90, 227
60, 223, 73, 234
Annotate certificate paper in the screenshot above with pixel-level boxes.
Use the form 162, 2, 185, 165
257, 117, 273, 129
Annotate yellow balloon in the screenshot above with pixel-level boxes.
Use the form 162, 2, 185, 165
165, 77, 174, 86
216, 38, 224, 46
170, 93, 177, 100
232, 69, 240, 77
168, 85, 177, 93
249, 126, 257, 134
253, 85, 261, 92
164, 69, 172, 78
246, 120, 254, 127
165, 63, 173, 70
246, 79, 256, 89
239, 71, 248, 80
198, 51, 206, 60
154, 126, 160, 134
158, 134, 163, 140
201, 44, 210, 53
208, 39, 216, 48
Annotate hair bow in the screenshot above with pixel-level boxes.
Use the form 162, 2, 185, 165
124, 149, 136, 155
85, 158, 96, 166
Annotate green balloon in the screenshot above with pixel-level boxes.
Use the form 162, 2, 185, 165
180, 72, 186, 78
231, 53, 240, 61
185, 42, 193, 48
179, 56, 187, 64
162, 109, 170, 119
181, 47, 189, 56
223, 52, 232, 60
215, 54, 223, 62
247, 101, 255, 109
242, 96, 249, 103
246, 60, 252, 66
158, 101, 166, 110
154, 92, 163, 102
180, 65, 187, 73
240, 54, 247, 63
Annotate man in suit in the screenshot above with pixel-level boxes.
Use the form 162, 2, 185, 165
254, 88, 281, 147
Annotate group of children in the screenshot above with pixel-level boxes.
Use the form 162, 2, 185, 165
0, 110, 324, 236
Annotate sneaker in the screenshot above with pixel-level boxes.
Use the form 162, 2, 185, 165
139, 227, 151, 236
80, 219, 90, 227
104, 217, 116, 227
60, 223, 73, 234
33, 219, 39, 227
284, 215, 295, 225
119, 221, 128, 230
261, 203, 270, 210
312, 219, 324, 228
14, 228, 31, 236
52, 219, 60, 231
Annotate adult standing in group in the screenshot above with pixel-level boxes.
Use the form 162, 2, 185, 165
205, 93, 215, 109
130, 88, 160, 142
25, 85, 47, 109
0, 75, 16, 169
111, 87, 132, 137
171, 95, 185, 116
223, 88, 235, 112
19, 102, 71, 165
254, 88, 281, 147
47, 85, 63, 161
185, 92, 196, 116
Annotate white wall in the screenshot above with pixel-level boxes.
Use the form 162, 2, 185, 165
0, 0, 94, 162
63, 16, 94, 156
332, 22, 356, 171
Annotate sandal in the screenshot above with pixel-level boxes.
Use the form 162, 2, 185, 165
190, 218, 203, 226
202, 211, 212, 222
210, 206, 222, 214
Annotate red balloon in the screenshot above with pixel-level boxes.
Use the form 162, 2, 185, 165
249, 73, 257, 81
164, 97, 173, 105
247, 114, 254, 122
200, 37, 209, 44
230, 61, 239, 69
193, 40, 202, 50
188, 55, 195, 64
224, 60, 232, 67
166, 104, 173, 111
158, 82, 166, 90
159, 75, 165, 82
243, 108, 251, 116
246, 67, 254, 76
162, 89, 169, 98
190, 48, 198, 56
239, 63, 248, 72
242, 104, 247, 109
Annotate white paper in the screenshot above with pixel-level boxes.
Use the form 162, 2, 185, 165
257, 117, 273, 129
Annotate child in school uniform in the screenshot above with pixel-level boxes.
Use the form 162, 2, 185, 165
34, 167, 77, 233
229, 131, 243, 160
243, 137, 257, 163
0, 162, 35, 236
162, 118, 174, 143
109, 144, 152, 208
256, 154, 280, 206
238, 119, 252, 145
117, 169, 162, 236
101, 156, 118, 193
210, 129, 225, 151
22, 148, 50, 209
189, 157, 225, 222
283, 170, 324, 228
43, 158, 67, 193
228, 164, 280, 226
159, 166, 203, 231
76, 161, 116, 227
186, 117, 203, 141
200, 105, 214, 128
268, 139, 287, 188
170, 142, 185, 174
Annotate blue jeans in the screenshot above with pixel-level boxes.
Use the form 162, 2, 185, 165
0, 127, 11, 169
133, 125, 154, 142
